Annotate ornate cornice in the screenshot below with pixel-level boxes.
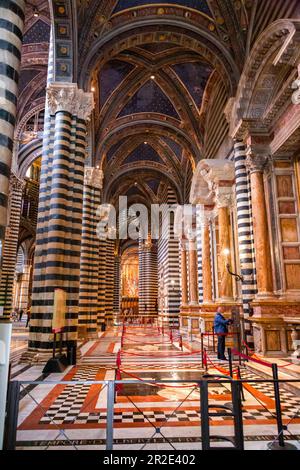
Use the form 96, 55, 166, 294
47, 83, 94, 120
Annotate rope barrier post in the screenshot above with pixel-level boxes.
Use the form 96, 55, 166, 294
228, 347, 233, 378
212, 327, 215, 353
200, 380, 210, 450
231, 380, 244, 450
237, 367, 245, 402
201, 334, 204, 368
106, 381, 115, 451
204, 348, 208, 372
237, 331, 242, 366
268, 363, 285, 449
3, 381, 20, 450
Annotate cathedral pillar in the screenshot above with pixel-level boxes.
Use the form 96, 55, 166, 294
0, 0, 25, 249
113, 253, 121, 321
78, 167, 103, 338
188, 238, 198, 305
139, 237, 158, 317
246, 138, 274, 297
0, 175, 25, 316
97, 238, 107, 330
180, 239, 188, 305
202, 213, 213, 304
216, 187, 233, 301
28, 83, 94, 357
234, 140, 256, 345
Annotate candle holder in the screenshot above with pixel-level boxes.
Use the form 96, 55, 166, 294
226, 263, 244, 283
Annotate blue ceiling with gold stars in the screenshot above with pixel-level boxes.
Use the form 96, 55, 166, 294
100, 60, 135, 108
123, 143, 164, 164
23, 19, 50, 44
172, 62, 212, 108
118, 80, 179, 118
113, 0, 211, 16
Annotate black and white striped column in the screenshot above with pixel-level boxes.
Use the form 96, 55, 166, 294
234, 140, 257, 345
0, 0, 25, 301
28, 84, 94, 357
157, 187, 180, 325
0, 174, 24, 315
113, 253, 121, 321
105, 239, 115, 325
139, 238, 158, 317
78, 167, 103, 337
97, 238, 107, 329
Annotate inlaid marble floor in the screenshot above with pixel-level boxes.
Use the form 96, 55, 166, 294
9, 324, 300, 450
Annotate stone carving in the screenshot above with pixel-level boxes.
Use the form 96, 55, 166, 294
291, 69, 300, 105
84, 167, 103, 189
253, 326, 262, 353
215, 186, 233, 208
47, 83, 94, 120
246, 152, 269, 173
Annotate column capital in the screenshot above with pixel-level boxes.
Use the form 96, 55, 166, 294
47, 83, 94, 120
246, 134, 272, 173
215, 186, 233, 209
10, 173, 25, 193
200, 209, 214, 227
84, 167, 103, 189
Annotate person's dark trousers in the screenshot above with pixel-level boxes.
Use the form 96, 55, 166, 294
217, 335, 226, 359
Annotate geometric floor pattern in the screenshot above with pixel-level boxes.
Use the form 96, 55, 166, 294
9, 324, 300, 449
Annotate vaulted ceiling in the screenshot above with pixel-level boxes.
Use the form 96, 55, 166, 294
18, 0, 300, 210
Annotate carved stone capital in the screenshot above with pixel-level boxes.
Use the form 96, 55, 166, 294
291, 74, 300, 105
84, 167, 103, 189
47, 83, 94, 121
10, 173, 25, 193
215, 186, 233, 208
246, 152, 270, 173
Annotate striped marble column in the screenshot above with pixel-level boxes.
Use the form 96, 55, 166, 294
0, 0, 25, 306
234, 140, 257, 345
139, 238, 158, 317
97, 238, 107, 329
113, 254, 121, 320
28, 84, 94, 357
0, 174, 24, 315
105, 239, 115, 325
157, 187, 180, 325
78, 167, 103, 337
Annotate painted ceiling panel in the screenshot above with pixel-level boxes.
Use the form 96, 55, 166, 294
146, 179, 160, 193
99, 60, 135, 108
139, 43, 178, 54
106, 137, 129, 161
113, 0, 211, 16
123, 143, 164, 165
162, 137, 182, 160
118, 80, 179, 119
18, 69, 40, 93
23, 20, 50, 44
172, 62, 212, 108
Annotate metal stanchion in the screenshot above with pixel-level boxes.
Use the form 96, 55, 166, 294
201, 334, 204, 368
267, 364, 297, 450
3, 381, 20, 450
212, 328, 215, 353
106, 381, 115, 450
228, 347, 233, 378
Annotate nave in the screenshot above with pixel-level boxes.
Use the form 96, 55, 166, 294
9, 321, 300, 450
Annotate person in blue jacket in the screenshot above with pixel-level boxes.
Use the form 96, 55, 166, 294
213, 306, 233, 360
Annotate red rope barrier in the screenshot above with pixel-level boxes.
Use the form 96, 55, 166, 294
120, 369, 199, 389
121, 348, 202, 358
231, 348, 273, 368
